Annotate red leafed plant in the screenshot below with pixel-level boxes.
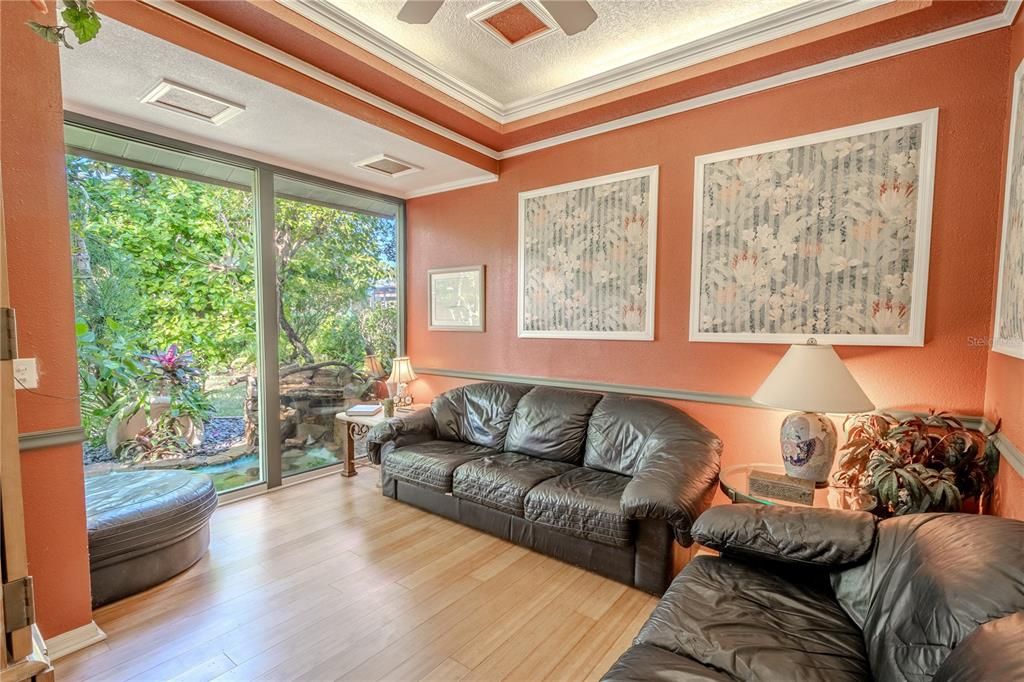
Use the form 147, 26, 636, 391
834, 411, 1000, 517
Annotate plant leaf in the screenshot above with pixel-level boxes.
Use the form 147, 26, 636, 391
61, 2, 100, 44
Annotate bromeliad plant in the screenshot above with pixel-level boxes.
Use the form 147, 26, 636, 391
834, 412, 1000, 517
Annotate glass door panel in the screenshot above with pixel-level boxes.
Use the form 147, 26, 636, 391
272, 177, 399, 477
66, 149, 263, 493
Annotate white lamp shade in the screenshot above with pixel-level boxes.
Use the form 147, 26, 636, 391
363, 354, 384, 378
752, 344, 874, 414
388, 356, 418, 384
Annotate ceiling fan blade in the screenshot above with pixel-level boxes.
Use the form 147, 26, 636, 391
397, 0, 444, 24
539, 0, 597, 35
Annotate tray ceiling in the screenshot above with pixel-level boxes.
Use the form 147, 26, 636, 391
285, 0, 886, 120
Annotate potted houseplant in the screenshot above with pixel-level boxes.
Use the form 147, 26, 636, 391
833, 411, 1000, 517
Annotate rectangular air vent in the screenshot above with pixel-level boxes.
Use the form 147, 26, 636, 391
354, 154, 422, 178
468, 0, 555, 48
140, 80, 245, 126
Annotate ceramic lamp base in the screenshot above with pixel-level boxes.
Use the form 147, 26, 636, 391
779, 411, 837, 486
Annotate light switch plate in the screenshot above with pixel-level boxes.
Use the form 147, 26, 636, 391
12, 358, 38, 390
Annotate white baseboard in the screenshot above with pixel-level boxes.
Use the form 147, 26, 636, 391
45, 620, 107, 661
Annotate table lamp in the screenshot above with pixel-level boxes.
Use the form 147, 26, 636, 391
363, 354, 387, 399
388, 356, 418, 409
752, 342, 874, 485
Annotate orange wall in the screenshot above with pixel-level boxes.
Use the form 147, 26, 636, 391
1, 1, 93, 638
407, 31, 1011, 497
987, 13, 1024, 521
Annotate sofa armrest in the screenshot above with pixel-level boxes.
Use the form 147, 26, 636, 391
691, 505, 877, 568
366, 408, 437, 465
621, 437, 722, 547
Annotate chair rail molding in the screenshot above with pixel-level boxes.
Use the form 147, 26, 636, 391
18, 426, 85, 452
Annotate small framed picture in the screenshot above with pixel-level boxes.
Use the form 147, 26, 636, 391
428, 265, 485, 332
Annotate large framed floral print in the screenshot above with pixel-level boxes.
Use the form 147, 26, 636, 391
994, 61, 1024, 360
690, 109, 938, 346
518, 166, 658, 340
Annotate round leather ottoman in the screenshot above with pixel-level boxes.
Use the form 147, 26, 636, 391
85, 470, 217, 607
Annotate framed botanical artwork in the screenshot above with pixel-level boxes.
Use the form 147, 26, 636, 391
994, 61, 1024, 359
518, 166, 658, 340
690, 109, 939, 346
428, 265, 485, 332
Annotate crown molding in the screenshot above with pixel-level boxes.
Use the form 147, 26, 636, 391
403, 173, 499, 199
498, 1, 1022, 158
282, 0, 507, 120
134, 0, 1018, 165
138, 0, 501, 160
285, 0, 891, 124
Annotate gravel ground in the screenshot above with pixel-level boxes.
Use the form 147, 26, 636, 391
83, 416, 247, 465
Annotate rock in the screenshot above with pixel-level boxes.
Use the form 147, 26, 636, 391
204, 454, 233, 466
283, 448, 306, 460
295, 423, 327, 441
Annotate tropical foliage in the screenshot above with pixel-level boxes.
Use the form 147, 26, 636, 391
834, 412, 1000, 516
27, 0, 102, 49
68, 156, 398, 455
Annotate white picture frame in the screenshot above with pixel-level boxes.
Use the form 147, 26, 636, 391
518, 166, 659, 340
690, 109, 939, 346
428, 265, 485, 332
994, 60, 1024, 360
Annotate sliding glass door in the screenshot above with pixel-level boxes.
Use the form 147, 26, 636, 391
65, 116, 404, 496
273, 176, 400, 478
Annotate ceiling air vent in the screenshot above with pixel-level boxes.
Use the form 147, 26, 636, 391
468, 0, 555, 48
140, 79, 245, 126
354, 154, 422, 178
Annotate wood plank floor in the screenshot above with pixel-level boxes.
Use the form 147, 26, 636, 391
55, 470, 658, 682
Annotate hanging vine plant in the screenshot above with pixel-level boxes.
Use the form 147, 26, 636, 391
27, 0, 102, 49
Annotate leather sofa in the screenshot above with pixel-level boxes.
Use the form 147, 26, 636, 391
603, 504, 1024, 681
367, 382, 722, 593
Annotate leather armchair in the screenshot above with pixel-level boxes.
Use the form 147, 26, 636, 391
604, 505, 1024, 681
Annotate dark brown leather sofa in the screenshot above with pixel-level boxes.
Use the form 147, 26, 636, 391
367, 382, 722, 593
603, 504, 1024, 681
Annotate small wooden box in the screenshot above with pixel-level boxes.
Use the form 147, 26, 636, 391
748, 468, 815, 505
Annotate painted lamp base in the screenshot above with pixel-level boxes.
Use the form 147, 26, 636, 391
780, 411, 837, 486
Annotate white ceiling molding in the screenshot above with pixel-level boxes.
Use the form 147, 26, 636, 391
498, 0, 1023, 158
285, 0, 891, 123
404, 173, 500, 199
131, 0, 1019, 171
138, 0, 501, 160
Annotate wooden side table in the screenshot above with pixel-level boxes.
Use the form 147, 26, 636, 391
334, 404, 429, 477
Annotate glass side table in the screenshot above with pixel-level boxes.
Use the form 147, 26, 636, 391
719, 463, 876, 511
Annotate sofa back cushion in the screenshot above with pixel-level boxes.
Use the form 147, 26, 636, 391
431, 382, 532, 450
505, 386, 602, 463
831, 513, 1024, 681
584, 394, 707, 476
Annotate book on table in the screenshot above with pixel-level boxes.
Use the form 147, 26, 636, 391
346, 403, 382, 417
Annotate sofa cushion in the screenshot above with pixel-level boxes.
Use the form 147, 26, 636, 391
584, 394, 707, 476
602, 644, 733, 682
504, 386, 602, 463
523, 468, 632, 547
432, 382, 532, 449
832, 513, 1024, 681
452, 453, 576, 516
383, 440, 495, 493
637, 555, 870, 682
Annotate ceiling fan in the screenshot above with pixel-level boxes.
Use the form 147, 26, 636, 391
397, 0, 598, 36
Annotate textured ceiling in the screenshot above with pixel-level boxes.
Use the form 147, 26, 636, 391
59, 19, 494, 198
321, 0, 806, 104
